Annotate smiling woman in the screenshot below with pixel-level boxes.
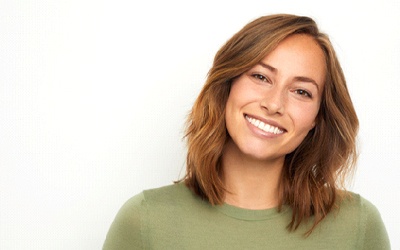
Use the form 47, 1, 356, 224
225, 34, 324, 166
103, 14, 390, 249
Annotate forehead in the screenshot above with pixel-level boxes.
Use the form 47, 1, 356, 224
261, 34, 326, 87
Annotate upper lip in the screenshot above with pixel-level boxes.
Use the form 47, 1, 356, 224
244, 114, 287, 132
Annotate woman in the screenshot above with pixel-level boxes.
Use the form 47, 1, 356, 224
103, 14, 390, 249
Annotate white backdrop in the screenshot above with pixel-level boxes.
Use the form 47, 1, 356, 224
1, 0, 399, 249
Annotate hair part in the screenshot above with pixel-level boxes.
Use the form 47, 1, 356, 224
182, 14, 359, 235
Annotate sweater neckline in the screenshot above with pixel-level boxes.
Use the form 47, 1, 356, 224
215, 203, 290, 221
178, 182, 290, 221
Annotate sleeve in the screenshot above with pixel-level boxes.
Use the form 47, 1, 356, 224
103, 192, 146, 250
360, 198, 391, 250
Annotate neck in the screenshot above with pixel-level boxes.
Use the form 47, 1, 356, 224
221, 141, 284, 210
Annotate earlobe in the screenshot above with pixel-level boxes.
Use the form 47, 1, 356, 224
309, 125, 315, 132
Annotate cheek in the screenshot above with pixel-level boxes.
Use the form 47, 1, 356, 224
224, 91, 239, 133
225, 82, 249, 116
292, 104, 320, 131
227, 79, 261, 108
225, 81, 255, 133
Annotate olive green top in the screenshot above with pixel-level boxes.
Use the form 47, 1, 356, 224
103, 183, 390, 249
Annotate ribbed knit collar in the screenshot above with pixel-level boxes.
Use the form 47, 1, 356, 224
215, 203, 290, 221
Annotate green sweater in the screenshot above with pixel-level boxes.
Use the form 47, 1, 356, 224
103, 183, 390, 249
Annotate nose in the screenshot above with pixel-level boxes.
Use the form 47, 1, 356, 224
260, 86, 285, 115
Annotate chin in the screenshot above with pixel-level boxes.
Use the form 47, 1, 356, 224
241, 148, 284, 162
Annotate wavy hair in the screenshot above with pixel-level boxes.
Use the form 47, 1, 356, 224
183, 14, 359, 234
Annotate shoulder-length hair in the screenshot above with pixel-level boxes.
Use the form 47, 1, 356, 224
183, 14, 359, 234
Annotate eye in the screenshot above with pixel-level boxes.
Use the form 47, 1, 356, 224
252, 73, 270, 83
294, 89, 312, 98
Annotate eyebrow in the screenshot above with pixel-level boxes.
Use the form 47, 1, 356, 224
258, 62, 320, 91
258, 61, 277, 72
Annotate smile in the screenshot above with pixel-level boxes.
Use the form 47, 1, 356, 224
245, 115, 285, 135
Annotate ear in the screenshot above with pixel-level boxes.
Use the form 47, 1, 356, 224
311, 121, 316, 130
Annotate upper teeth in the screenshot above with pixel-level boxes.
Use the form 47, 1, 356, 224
245, 116, 284, 134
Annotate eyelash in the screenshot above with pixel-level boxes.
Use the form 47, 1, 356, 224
252, 73, 313, 99
252, 73, 270, 83
294, 89, 312, 98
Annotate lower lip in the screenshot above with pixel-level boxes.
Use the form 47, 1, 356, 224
245, 117, 284, 139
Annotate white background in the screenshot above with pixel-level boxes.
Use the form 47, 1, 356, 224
1, 0, 399, 249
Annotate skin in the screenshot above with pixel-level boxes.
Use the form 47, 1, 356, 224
222, 34, 326, 209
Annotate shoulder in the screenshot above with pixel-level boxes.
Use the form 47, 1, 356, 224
117, 182, 193, 207
337, 191, 374, 213
103, 183, 194, 249
336, 191, 383, 222
113, 182, 203, 215
335, 191, 390, 249
335, 191, 384, 227
142, 181, 193, 202
106, 183, 188, 228
103, 192, 146, 249
141, 182, 208, 212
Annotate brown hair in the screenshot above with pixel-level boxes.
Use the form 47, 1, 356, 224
183, 14, 359, 234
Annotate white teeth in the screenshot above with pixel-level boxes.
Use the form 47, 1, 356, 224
245, 116, 284, 134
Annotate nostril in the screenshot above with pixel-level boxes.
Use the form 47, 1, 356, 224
260, 98, 285, 115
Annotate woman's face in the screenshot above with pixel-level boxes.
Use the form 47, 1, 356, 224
225, 34, 326, 162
